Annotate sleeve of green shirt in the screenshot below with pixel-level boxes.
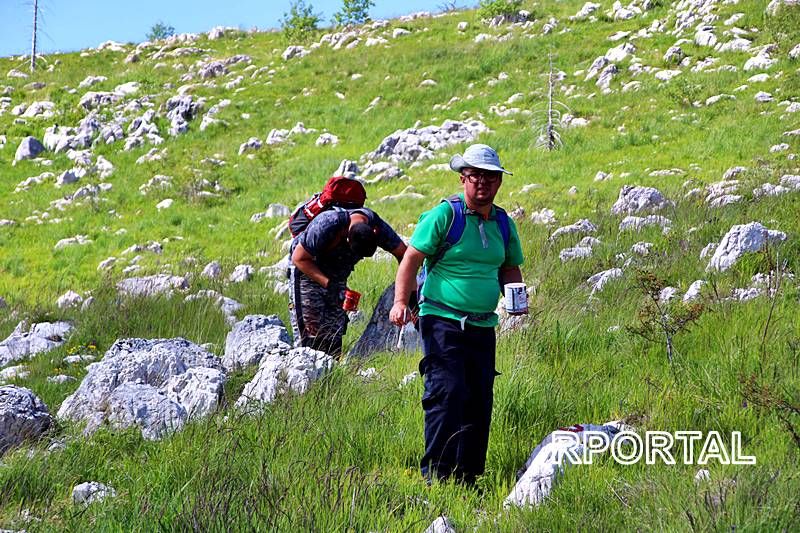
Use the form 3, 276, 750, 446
409, 201, 452, 256
503, 217, 525, 267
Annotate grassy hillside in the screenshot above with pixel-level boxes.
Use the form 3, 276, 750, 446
1, 0, 799, 530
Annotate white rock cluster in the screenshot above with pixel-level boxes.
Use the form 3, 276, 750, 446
236, 346, 334, 408
57, 338, 226, 440
0, 321, 73, 368
367, 120, 490, 164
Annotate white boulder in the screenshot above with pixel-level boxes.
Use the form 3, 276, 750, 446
222, 315, 291, 371
706, 222, 787, 271
235, 346, 334, 407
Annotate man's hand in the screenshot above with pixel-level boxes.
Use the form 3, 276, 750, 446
390, 302, 412, 326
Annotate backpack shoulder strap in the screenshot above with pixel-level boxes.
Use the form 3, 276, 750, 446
443, 194, 466, 246
493, 205, 511, 250
427, 195, 466, 269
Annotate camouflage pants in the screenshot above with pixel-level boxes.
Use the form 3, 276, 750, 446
288, 266, 348, 358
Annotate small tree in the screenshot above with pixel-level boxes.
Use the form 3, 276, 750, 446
147, 21, 175, 42
626, 271, 704, 366
281, 0, 322, 43
332, 0, 375, 27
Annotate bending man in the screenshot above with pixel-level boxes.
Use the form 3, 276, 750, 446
290, 207, 406, 357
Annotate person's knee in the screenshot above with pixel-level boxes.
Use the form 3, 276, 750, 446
424, 376, 467, 411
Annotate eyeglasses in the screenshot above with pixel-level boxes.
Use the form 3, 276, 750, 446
462, 170, 502, 184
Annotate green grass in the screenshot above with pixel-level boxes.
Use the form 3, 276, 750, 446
1, 0, 800, 529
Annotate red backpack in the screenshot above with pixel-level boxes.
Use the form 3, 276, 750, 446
289, 176, 367, 237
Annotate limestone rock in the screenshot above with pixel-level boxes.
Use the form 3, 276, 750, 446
236, 346, 334, 407
282, 46, 309, 61
530, 208, 556, 225
201, 261, 222, 279
222, 315, 291, 371
239, 137, 262, 155
14, 136, 45, 161
229, 264, 254, 283
116, 275, 189, 297
587, 268, 623, 294
424, 516, 457, 533
683, 280, 706, 302
57, 338, 225, 440
549, 219, 597, 241
505, 422, 622, 507
72, 481, 116, 505
0, 365, 29, 383
706, 222, 787, 272
0, 385, 52, 455
619, 215, 672, 233
0, 321, 73, 368
367, 120, 490, 164
350, 283, 421, 357
57, 290, 84, 309
611, 185, 671, 215
315, 133, 339, 146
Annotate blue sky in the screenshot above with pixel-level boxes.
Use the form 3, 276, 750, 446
0, 0, 462, 58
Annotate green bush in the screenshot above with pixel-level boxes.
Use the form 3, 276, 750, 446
477, 0, 523, 20
281, 0, 322, 44
146, 21, 175, 42
332, 0, 375, 27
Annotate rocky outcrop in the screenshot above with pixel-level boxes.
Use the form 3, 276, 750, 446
350, 283, 421, 357
116, 275, 189, 297
0, 385, 52, 455
57, 338, 225, 440
235, 346, 334, 408
367, 120, 490, 164
706, 222, 787, 271
222, 315, 291, 371
0, 321, 73, 368
611, 185, 671, 215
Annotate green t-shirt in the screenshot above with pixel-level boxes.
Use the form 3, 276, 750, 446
410, 194, 524, 327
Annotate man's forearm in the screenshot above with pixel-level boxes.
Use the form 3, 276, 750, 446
394, 260, 416, 304
295, 257, 330, 288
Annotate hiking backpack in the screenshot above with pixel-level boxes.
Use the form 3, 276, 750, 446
288, 176, 367, 237
415, 194, 511, 304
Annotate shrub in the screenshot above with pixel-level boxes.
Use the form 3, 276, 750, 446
281, 0, 322, 44
332, 0, 375, 27
477, 0, 523, 20
146, 21, 175, 42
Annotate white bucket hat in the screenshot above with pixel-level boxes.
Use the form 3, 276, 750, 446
449, 144, 513, 175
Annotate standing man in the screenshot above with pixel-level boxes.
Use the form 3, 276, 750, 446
290, 207, 406, 357
390, 144, 525, 484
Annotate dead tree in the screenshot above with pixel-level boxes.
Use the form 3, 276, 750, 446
533, 53, 570, 151
30, 0, 39, 72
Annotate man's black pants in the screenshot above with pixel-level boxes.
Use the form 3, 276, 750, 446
418, 314, 497, 484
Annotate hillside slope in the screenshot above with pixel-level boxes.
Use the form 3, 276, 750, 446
1, 0, 799, 530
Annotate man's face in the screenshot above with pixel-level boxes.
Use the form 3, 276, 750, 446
460, 168, 503, 204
